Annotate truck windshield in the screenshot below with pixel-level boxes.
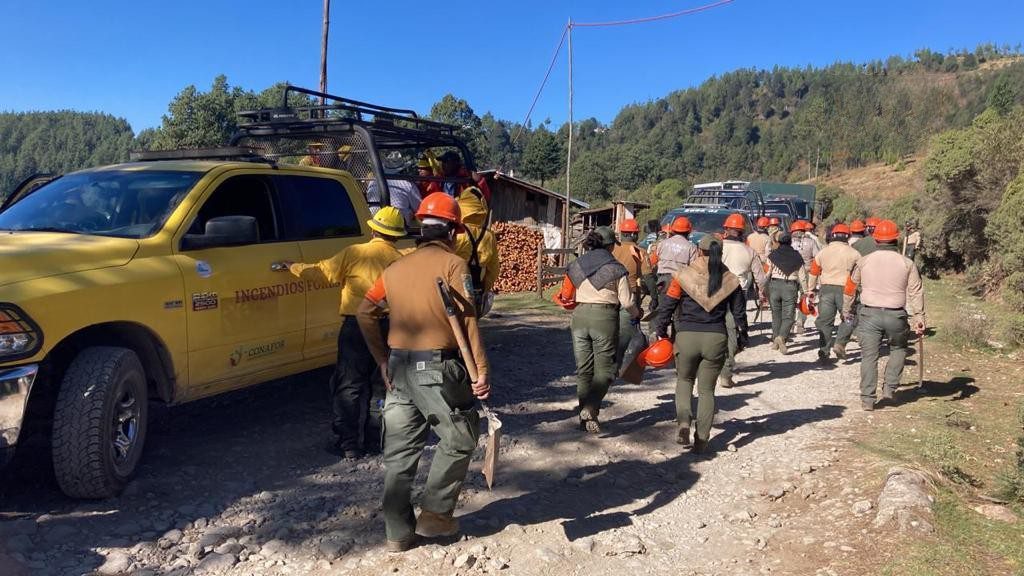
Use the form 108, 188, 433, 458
0, 170, 202, 238
662, 212, 737, 233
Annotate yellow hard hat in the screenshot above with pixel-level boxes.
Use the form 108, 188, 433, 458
337, 144, 353, 162
417, 157, 433, 169
367, 206, 406, 237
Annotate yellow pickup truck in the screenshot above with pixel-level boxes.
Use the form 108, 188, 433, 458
0, 160, 383, 497
0, 86, 484, 498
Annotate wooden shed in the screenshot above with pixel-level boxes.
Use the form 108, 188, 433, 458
578, 200, 650, 233
478, 170, 589, 226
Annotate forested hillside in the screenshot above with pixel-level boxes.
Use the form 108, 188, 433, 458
0, 112, 134, 197
2, 45, 1023, 213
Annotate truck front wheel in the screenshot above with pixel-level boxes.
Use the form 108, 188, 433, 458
52, 347, 148, 498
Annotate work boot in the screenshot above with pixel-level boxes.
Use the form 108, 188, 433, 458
770, 338, 779, 351
774, 337, 788, 355
881, 387, 894, 401
583, 419, 602, 434
719, 374, 735, 388
415, 509, 460, 538
676, 424, 692, 448
692, 436, 710, 454
817, 350, 832, 363
342, 449, 364, 460
833, 343, 847, 360
861, 400, 875, 411
386, 535, 420, 553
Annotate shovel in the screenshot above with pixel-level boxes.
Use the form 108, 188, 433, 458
436, 278, 502, 489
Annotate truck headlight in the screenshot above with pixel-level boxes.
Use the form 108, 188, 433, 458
0, 305, 42, 361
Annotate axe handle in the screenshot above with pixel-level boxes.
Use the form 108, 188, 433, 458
918, 332, 925, 386
436, 279, 480, 383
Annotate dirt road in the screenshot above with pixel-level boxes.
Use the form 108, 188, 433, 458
0, 306, 920, 575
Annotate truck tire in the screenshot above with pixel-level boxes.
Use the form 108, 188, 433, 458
52, 347, 148, 498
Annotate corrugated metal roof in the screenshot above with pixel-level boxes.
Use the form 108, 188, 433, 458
478, 170, 589, 209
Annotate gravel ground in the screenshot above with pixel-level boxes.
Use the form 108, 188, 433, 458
0, 305, 920, 576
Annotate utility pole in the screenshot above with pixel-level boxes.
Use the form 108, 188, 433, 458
563, 19, 574, 253
319, 0, 331, 105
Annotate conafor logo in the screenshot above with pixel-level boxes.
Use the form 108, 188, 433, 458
229, 340, 286, 367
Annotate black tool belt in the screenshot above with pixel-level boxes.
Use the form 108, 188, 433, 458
390, 349, 460, 362
862, 305, 905, 312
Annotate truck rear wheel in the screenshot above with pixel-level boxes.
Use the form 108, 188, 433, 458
52, 347, 148, 498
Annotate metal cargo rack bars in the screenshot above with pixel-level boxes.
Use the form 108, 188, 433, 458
131, 85, 479, 209
231, 85, 478, 208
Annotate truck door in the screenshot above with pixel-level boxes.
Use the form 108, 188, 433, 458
274, 173, 369, 361
173, 172, 305, 398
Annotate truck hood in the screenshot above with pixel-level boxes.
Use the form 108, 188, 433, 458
0, 232, 140, 287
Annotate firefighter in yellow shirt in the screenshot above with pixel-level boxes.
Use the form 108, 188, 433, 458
288, 207, 407, 459
453, 187, 500, 316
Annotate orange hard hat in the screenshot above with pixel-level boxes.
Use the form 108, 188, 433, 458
790, 221, 802, 232
640, 338, 675, 369
768, 216, 781, 226
723, 213, 746, 230
850, 219, 866, 233
756, 216, 770, 228
798, 293, 818, 317
661, 224, 671, 233
865, 216, 881, 228
831, 223, 851, 235
416, 192, 463, 230
670, 216, 692, 234
873, 219, 899, 242
620, 218, 640, 233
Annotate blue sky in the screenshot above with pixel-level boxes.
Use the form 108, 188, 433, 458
1, 0, 1021, 133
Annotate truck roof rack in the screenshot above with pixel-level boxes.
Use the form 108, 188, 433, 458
132, 85, 481, 209
129, 147, 273, 163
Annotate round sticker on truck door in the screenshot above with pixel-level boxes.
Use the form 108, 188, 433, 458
196, 260, 213, 278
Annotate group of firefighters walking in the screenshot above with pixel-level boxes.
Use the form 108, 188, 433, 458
291, 158, 926, 550
556, 211, 926, 445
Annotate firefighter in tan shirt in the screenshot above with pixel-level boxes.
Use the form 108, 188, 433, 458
554, 226, 640, 433
719, 213, 767, 387
843, 219, 926, 411
357, 193, 489, 552
611, 218, 656, 366
808, 223, 861, 362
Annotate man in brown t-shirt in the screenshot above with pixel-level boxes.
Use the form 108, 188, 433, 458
357, 193, 490, 552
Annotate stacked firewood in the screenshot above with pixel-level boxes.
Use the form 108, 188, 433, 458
492, 222, 544, 293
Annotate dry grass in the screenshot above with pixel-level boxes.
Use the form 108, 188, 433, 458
805, 156, 926, 213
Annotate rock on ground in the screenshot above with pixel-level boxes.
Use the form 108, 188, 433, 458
873, 467, 935, 532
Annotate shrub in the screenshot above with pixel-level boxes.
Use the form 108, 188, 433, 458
986, 173, 1024, 310
947, 307, 991, 349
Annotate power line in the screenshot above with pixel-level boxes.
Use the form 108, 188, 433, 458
507, 25, 570, 155
573, 0, 736, 28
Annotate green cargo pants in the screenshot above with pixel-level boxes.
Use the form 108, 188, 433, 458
719, 312, 739, 383
769, 279, 799, 340
857, 306, 911, 406
814, 285, 855, 356
381, 350, 480, 542
571, 303, 620, 420
674, 331, 727, 443
615, 307, 636, 373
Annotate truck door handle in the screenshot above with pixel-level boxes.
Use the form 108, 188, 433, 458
270, 262, 290, 272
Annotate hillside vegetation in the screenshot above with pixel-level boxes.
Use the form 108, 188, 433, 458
2, 45, 1023, 216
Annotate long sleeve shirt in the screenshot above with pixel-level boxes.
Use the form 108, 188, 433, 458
365, 179, 423, 225
289, 238, 402, 316
556, 275, 640, 317
843, 246, 925, 323
358, 241, 489, 377
809, 241, 861, 288
651, 235, 698, 275
654, 267, 748, 337
611, 241, 653, 295
722, 239, 767, 291
767, 262, 811, 292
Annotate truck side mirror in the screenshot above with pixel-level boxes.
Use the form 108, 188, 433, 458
181, 216, 260, 250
